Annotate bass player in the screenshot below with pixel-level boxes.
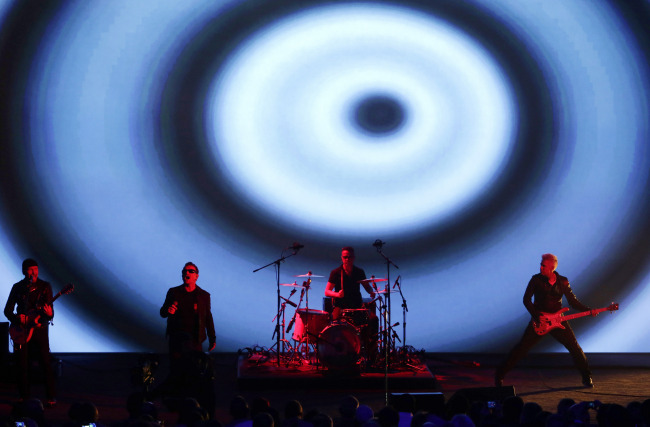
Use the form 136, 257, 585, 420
495, 253, 598, 388
3, 258, 57, 405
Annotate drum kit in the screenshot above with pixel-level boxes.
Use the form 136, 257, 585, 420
271, 273, 403, 371
253, 241, 412, 372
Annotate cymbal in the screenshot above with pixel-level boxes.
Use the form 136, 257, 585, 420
294, 272, 324, 278
358, 277, 388, 284
375, 289, 397, 294
280, 282, 304, 287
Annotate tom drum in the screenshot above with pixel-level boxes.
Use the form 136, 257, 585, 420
292, 309, 330, 343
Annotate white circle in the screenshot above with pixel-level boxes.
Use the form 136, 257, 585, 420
207, 3, 517, 236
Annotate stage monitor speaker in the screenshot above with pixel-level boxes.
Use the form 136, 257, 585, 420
389, 392, 445, 414
452, 386, 516, 404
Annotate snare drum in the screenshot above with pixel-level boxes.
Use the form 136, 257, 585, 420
317, 323, 361, 368
292, 309, 330, 343
341, 308, 369, 328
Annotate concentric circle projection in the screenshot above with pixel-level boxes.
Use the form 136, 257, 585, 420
206, 4, 516, 237
353, 94, 405, 136
0, 0, 648, 352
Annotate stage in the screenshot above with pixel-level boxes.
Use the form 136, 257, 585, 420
236, 350, 437, 391
1, 352, 650, 425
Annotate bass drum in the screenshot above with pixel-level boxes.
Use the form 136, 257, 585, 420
317, 323, 360, 368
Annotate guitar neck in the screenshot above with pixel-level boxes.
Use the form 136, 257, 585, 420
51, 292, 63, 303
560, 307, 607, 322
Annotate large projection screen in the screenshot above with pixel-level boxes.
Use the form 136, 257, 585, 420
0, 0, 649, 353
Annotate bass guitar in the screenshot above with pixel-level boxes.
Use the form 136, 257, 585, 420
9, 283, 75, 346
533, 302, 619, 336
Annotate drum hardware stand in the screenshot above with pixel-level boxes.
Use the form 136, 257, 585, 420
305, 330, 324, 370
302, 277, 312, 358
286, 285, 308, 365
270, 300, 296, 364
253, 243, 303, 367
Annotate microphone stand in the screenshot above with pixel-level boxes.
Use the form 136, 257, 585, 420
394, 277, 408, 363
374, 242, 399, 406
254, 247, 301, 367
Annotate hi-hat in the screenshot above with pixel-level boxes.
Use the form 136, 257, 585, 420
375, 289, 397, 294
294, 272, 324, 278
280, 282, 305, 287
358, 277, 388, 284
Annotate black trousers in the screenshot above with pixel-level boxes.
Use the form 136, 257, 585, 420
496, 321, 591, 380
16, 327, 56, 400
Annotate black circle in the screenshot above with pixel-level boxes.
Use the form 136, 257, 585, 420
353, 94, 405, 136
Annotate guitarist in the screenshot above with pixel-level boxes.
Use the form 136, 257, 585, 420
494, 253, 597, 388
3, 258, 57, 405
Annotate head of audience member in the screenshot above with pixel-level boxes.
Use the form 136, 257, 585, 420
448, 413, 475, 427
13, 399, 44, 425
556, 398, 575, 417
410, 411, 429, 427
445, 394, 469, 420
253, 413, 274, 427
355, 405, 374, 425
519, 401, 542, 426
339, 395, 360, 419
229, 396, 251, 421
68, 401, 99, 426
391, 394, 415, 415
376, 406, 399, 427
500, 395, 524, 424
596, 403, 631, 427
309, 412, 332, 427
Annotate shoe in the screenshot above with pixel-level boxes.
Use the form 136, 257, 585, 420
45, 399, 57, 407
582, 376, 594, 388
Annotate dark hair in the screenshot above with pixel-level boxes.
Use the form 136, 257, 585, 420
183, 262, 199, 274
22, 258, 38, 275
341, 247, 355, 255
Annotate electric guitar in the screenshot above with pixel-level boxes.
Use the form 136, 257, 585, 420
533, 302, 619, 336
9, 283, 75, 346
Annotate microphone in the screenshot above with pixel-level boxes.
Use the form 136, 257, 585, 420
290, 242, 304, 251
286, 317, 295, 333
289, 288, 297, 296
393, 275, 401, 289
280, 296, 297, 308
372, 239, 385, 249
391, 322, 400, 328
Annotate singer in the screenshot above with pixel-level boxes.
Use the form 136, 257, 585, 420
324, 247, 379, 363
159, 262, 216, 389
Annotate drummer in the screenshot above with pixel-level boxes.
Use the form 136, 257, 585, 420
325, 246, 376, 320
325, 247, 379, 361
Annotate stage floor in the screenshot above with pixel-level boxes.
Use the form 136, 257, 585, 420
1, 352, 649, 425
236, 350, 437, 391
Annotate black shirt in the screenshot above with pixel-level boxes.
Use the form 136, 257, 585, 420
328, 265, 367, 309
523, 272, 590, 318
